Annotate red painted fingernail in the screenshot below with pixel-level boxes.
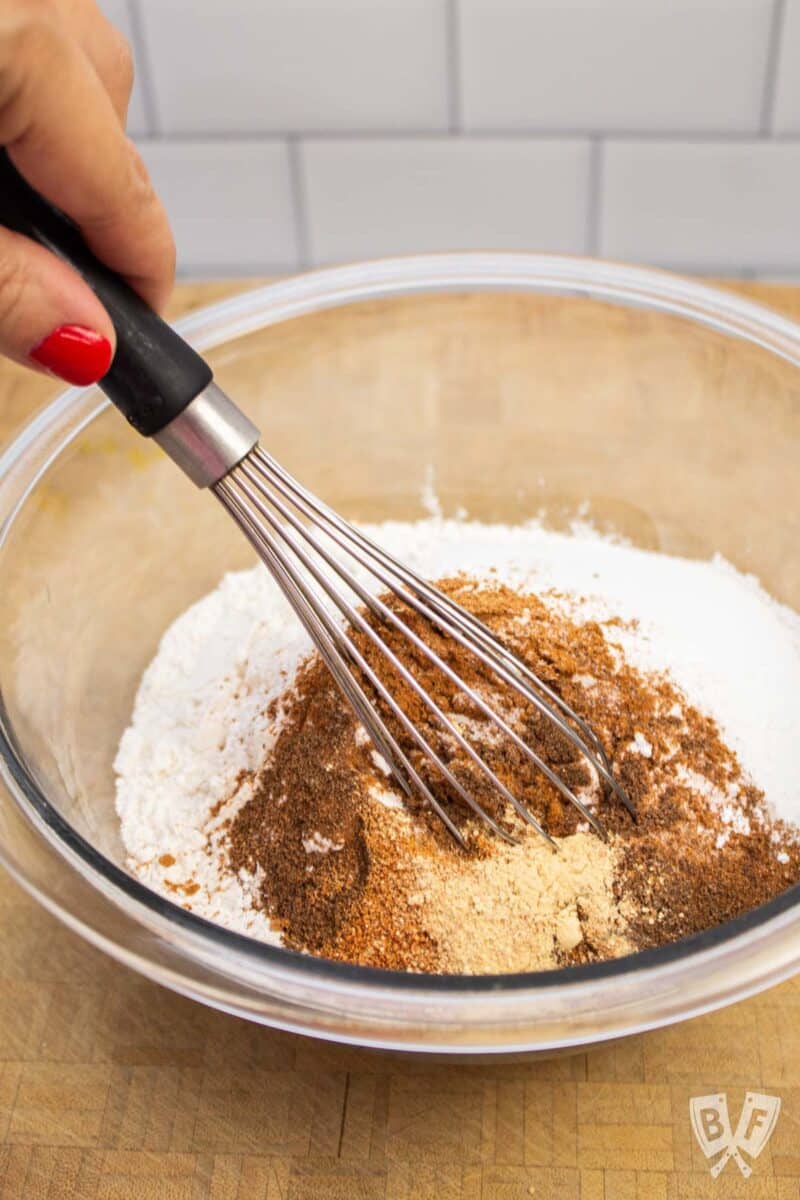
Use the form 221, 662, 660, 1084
30, 324, 113, 385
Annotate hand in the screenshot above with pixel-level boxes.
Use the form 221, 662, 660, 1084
0, 0, 175, 385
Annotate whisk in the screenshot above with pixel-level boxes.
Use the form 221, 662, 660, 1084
0, 152, 634, 848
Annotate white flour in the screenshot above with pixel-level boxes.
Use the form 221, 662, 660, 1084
114, 518, 800, 940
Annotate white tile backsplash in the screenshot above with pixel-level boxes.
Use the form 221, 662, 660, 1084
137, 141, 298, 273
97, 0, 150, 135
95, 0, 800, 275
773, 0, 800, 133
137, 0, 448, 134
459, 0, 773, 134
600, 141, 800, 270
302, 139, 590, 262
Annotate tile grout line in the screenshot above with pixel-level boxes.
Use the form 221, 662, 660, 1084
287, 138, 311, 270
174, 262, 298, 279
126, 0, 160, 137
760, 0, 788, 135
446, 0, 463, 134
173, 261, 800, 281
131, 128, 800, 145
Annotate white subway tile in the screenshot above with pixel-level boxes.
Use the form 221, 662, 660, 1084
600, 141, 800, 271
136, 141, 298, 272
138, 0, 447, 134
97, 0, 149, 135
460, 0, 773, 133
302, 138, 590, 262
774, 0, 800, 133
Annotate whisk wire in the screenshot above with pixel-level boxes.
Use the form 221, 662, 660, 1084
242, 458, 599, 835
257, 447, 608, 763
219, 480, 472, 846
215, 445, 635, 845
220, 471, 535, 845
230, 458, 595, 839
248, 447, 632, 817
225, 489, 403, 776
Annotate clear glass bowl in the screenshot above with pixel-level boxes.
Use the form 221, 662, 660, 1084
1, 253, 799, 1055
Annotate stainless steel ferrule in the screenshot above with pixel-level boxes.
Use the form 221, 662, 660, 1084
153, 382, 260, 488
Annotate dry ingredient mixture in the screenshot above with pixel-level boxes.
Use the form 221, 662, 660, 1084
115, 518, 800, 974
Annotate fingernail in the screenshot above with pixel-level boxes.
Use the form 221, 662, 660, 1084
30, 324, 113, 386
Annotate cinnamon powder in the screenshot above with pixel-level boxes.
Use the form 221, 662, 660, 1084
226, 578, 800, 973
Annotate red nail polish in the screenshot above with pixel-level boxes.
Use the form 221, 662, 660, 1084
30, 324, 113, 385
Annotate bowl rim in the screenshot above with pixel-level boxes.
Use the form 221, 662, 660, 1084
2, 251, 800, 1040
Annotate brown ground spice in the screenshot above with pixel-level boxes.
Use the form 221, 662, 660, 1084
226, 578, 800, 973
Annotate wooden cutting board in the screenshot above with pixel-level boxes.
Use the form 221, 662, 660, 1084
1, 279, 799, 1200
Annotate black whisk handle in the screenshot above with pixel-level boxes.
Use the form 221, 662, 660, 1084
0, 149, 211, 436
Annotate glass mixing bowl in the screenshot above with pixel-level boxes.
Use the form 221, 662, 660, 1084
1, 253, 799, 1055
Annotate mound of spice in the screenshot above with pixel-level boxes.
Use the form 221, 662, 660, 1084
226, 578, 800, 973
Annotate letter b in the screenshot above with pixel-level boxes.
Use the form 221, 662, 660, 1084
701, 1107, 724, 1142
